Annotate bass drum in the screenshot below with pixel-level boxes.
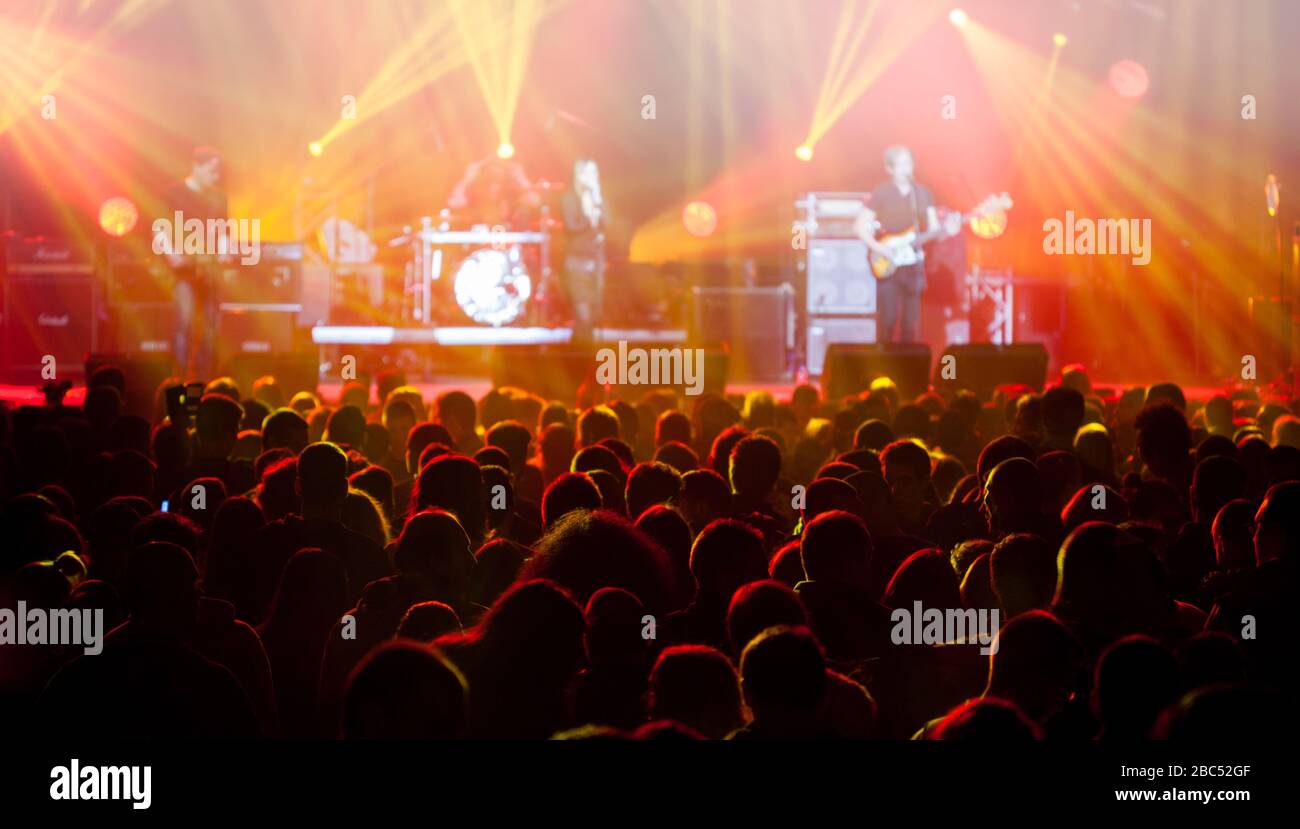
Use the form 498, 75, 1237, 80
453, 245, 532, 326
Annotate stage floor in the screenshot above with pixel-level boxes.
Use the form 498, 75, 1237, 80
0, 378, 1227, 411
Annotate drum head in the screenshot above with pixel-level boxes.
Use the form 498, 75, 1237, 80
453, 246, 532, 326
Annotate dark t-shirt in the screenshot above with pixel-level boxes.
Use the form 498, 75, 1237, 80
161, 180, 228, 284
867, 181, 934, 235
163, 179, 228, 225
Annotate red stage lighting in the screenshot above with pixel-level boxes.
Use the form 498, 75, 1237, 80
682, 201, 717, 237
1108, 59, 1149, 99
98, 197, 139, 237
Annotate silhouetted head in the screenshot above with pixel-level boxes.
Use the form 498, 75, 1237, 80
739, 626, 826, 722
298, 442, 350, 515
727, 579, 808, 657
394, 509, 474, 605
415, 454, 485, 547
648, 645, 744, 739
930, 698, 1041, 740
1093, 635, 1180, 739
524, 510, 679, 611
541, 472, 601, 528
800, 510, 872, 594
620, 461, 679, 521
1253, 481, 1300, 564
690, 518, 767, 600
986, 610, 1083, 722
343, 641, 467, 739
126, 541, 199, 629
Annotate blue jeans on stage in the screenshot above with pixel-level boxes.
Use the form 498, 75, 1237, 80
877, 262, 925, 344
173, 276, 218, 379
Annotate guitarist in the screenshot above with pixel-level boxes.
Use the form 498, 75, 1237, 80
158, 146, 228, 378
862, 145, 944, 344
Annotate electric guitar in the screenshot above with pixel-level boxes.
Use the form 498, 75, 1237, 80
856, 192, 1014, 279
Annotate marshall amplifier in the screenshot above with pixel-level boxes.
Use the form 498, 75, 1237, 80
3, 235, 95, 276
2, 274, 97, 380
2, 236, 97, 380
221, 242, 303, 306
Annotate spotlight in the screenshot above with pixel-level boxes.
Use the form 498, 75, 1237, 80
496, 142, 515, 160
1052, 32, 1068, 48
1108, 59, 1150, 99
98, 197, 138, 237
682, 201, 717, 238
948, 8, 968, 28
795, 144, 814, 162
308, 141, 323, 157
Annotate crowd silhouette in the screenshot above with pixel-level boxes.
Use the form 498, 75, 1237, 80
1, 363, 1296, 740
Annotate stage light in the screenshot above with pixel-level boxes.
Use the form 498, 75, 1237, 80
682, 201, 717, 238
1108, 59, 1150, 99
1052, 33, 1068, 48
496, 142, 515, 160
949, 9, 968, 28
98, 197, 138, 237
308, 141, 323, 157
795, 145, 814, 162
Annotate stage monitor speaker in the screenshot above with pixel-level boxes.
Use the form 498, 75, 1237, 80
218, 352, 319, 401
1248, 297, 1292, 383
937, 343, 1049, 397
85, 353, 178, 419
822, 342, 931, 400
690, 286, 792, 382
807, 316, 876, 377
806, 239, 875, 314
2, 274, 97, 381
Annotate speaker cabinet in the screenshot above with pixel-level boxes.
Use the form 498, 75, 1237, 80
807, 316, 876, 377
806, 239, 875, 314
2, 275, 97, 381
689, 286, 792, 382
822, 342, 931, 400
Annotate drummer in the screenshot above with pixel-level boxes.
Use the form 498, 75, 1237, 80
446, 154, 542, 227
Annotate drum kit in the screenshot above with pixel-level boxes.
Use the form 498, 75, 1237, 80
390, 180, 566, 328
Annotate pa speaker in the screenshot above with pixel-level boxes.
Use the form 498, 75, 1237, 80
822, 342, 931, 400
86, 353, 178, 420
689, 287, 792, 381
937, 343, 1049, 397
